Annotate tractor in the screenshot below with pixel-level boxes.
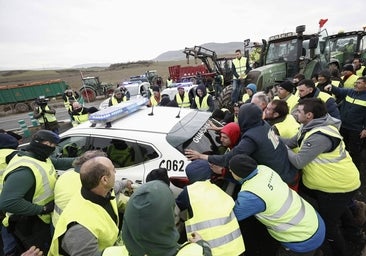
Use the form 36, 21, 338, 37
327, 28, 366, 70
217, 24, 330, 110
246, 24, 330, 91
79, 75, 115, 102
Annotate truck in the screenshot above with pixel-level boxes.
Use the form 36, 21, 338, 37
180, 45, 236, 86
0, 79, 68, 113
79, 74, 115, 102
327, 28, 366, 70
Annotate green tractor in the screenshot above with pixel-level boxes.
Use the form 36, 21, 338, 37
217, 24, 330, 110
246, 24, 329, 90
327, 29, 366, 70
79, 75, 115, 102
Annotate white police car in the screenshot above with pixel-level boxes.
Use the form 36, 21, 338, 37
98, 81, 150, 110
55, 98, 220, 196
161, 81, 197, 101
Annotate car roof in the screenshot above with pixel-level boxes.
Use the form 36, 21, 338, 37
62, 105, 208, 136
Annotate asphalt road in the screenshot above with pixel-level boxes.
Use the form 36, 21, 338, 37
0, 97, 106, 132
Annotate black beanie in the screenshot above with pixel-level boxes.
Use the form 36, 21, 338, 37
229, 154, 257, 179
0, 133, 19, 149
32, 130, 60, 144
278, 80, 294, 93
146, 168, 170, 186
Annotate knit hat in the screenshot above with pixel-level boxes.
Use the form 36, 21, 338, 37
245, 83, 257, 94
229, 154, 257, 179
221, 122, 241, 148
343, 64, 354, 72
318, 69, 331, 80
278, 80, 294, 93
32, 130, 60, 144
0, 133, 19, 149
146, 168, 170, 186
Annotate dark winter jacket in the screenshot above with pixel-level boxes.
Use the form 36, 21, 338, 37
208, 103, 298, 185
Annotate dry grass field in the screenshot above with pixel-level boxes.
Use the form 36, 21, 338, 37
0, 59, 188, 90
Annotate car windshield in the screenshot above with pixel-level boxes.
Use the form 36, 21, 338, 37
167, 111, 222, 154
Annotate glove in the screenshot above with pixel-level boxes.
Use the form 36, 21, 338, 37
41, 201, 54, 214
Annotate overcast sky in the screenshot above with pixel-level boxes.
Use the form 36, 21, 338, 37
0, 0, 364, 70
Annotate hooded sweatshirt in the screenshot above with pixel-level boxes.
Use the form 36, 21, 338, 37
220, 122, 241, 149
282, 114, 342, 169
208, 103, 298, 185
193, 85, 214, 112
122, 180, 180, 256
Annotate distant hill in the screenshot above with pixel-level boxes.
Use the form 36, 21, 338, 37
154, 42, 243, 61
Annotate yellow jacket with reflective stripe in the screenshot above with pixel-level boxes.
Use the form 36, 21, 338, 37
175, 92, 191, 108
185, 180, 245, 256
274, 94, 299, 113
194, 95, 210, 111
52, 170, 80, 227
37, 106, 57, 123
64, 95, 78, 110
232, 57, 248, 79
2, 155, 56, 225
243, 165, 319, 242
49, 190, 119, 256
273, 114, 300, 139
342, 74, 359, 89
111, 96, 127, 105
176, 242, 208, 256
0, 148, 15, 193
300, 125, 360, 193
356, 66, 365, 77
73, 107, 89, 124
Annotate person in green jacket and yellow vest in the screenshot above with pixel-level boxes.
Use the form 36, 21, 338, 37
33, 96, 60, 134
0, 130, 74, 255
70, 101, 98, 127
281, 98, 361, 256
0, 133, 19, 256
229, 154, 326, 256
49, 156, 129, 256
175, 180, 245, 256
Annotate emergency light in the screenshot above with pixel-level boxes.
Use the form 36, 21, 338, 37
89, 97, 148, 124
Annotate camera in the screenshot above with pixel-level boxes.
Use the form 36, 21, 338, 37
36, 96, 49, 106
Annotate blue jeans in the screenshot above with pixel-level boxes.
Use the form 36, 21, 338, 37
1, 225, 18, 255
231, 79, 241, 104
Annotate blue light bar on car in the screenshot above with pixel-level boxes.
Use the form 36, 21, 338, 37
89, 97, 148, 123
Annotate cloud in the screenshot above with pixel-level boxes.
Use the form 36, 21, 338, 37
0, 0, 365, 69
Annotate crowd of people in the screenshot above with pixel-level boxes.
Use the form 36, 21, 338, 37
1, 52, 366, 256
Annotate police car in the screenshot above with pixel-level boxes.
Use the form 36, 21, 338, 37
55, 98, 220, 196
98, 81, 150, 110
161, 81, 197, 101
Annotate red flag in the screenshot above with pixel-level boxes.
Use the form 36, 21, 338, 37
319, 19, 328, 28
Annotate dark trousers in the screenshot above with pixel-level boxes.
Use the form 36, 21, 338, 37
8, 215, 52, 255
299, 182, 357, 256
340, 127, 366, 175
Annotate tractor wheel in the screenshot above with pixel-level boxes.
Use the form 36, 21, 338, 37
105, 88, 115, 98
217, 85, 233, 112
80, 88, 96, 102
15, 103, 30, 113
